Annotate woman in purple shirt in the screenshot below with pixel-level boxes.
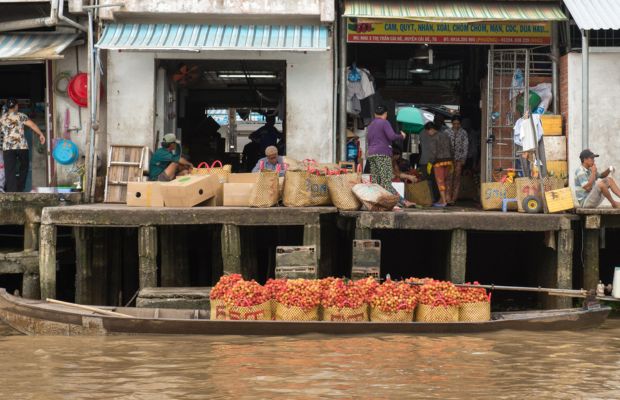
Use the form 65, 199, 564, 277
366, 105, 414, 208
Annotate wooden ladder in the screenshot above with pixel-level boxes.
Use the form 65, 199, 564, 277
104, 145, 148, 203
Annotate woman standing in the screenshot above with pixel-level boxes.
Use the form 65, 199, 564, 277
0, 99, 46, 192
425, 122, 453, 207
447, 115, 468, 204
366, 105, 414, 208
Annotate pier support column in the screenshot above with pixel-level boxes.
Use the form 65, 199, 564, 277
304, 223, 322, 276
354, 227, 372, 240
23, 221, 40, 251
583, 215, 601, 291
74, 227, 93, 304
554, 229, 574, 309
39, 224, 57, 299
221, 224, 242, 276
240, 227, 258, 280
91, 229, 108, 304
138, 226, 158, 289
161, 226, 190, 287
447, 229, 467, 284
22, 273, 40, 299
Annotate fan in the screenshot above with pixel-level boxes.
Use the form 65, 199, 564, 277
171, 64, 200, 86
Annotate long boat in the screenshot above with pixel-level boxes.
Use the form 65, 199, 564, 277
0, 289, 610, 336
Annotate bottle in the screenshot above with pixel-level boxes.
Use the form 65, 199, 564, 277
596, 280, 605, 297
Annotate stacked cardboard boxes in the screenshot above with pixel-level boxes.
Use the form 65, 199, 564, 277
542, 115, 568, 185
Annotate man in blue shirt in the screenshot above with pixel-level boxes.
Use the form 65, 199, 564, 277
574, 149, 619, 208
149, 133, 193, 181
252, 146, 286, 177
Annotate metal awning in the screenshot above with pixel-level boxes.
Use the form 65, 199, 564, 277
563, 0, 620, 30
344, 0, 567, 22
0, 33, 79, 61
96, 23, 331, 52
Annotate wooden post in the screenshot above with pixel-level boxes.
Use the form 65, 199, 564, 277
303, 223, 321, 275
74, 227, 93, 304
583, 229, 600, 291
91, 229, 108, 304
39, 223, 57, 299
447, 229, 467, 284
23, 221, 40, 251
22, 273, 40, 299
221, 224, 242, 275
138, 226, 158, 289
107, 229, 124, 306
554, 229, 574, 309
161, 226, 190, 286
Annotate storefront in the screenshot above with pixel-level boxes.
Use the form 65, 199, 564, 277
339, 0, 567, 192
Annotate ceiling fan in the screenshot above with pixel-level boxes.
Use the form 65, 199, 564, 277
171, 64, 200, 86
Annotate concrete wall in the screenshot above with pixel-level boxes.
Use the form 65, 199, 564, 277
566, 51, 620, 205
105, 49, 334, 162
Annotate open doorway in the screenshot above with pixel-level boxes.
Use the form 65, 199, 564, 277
156, 59, 286, 172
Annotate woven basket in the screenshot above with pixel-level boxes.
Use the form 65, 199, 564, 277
192, 162, 232, 180
322, 305, 369, 322
405, 181, 433, 207
227, 301, 272, 320
515, 177, 565, 212
480, 182, 517, 211
209, 299, 228, 320
459, 302, 491, 322
249, 170, 279, 208
282, 170, 331, 207
274, 303, 320, 321
369, 307, 414, 322
415, 304, 459, 322
327, 174, 361, 211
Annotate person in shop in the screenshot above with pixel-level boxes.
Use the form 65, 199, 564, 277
391, 145, 420, 183
148, 133, 193, 181
0, 98, 46, 192
447, 115, 469, 205
252, 115, 282, 154
367, 105, 415, 209
242, 132, 262, 172
252, 145, 286, 177
425, 121, 453, 207
574, 149, 620, 208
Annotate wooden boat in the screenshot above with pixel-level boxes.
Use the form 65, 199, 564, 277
0, 289, 610, 336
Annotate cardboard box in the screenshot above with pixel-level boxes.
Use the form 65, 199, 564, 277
228, 173, 259, 184
544, 136, 567, 161
545, 187, 576, 213
541, 115, 562, 136
546, 160, 568, 181
160, 175, 217, 207
126, 182, 164, 207
223, 183, 254, 206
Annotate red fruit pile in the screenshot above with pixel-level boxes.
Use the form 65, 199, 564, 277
458, 282, 490, 304
355, 277, 380, 302
264, 278, 287, 300
226, 280, 270, 307
321, 278, 366, 309
370, 280, 417, 312
418, 280, 461, 307
274, 279, 322, 311
210, 274, 243, 300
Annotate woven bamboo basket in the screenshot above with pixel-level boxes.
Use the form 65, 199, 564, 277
226, 301, 272, 321
322, 305, 369, 322
459, 302, 491, 322
369, 307, 414, 322
209, 299, 228, 320
274, 303, 320, 321
415, 304, 459, 322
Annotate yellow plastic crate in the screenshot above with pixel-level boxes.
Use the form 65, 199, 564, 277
541, 115, 563, 136
545, 187, 576, 213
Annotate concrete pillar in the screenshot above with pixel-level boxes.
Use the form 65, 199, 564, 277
23, 221, 40, 251
221, 224, 242, 275
354, 227, 372, 240
211, 225, 223, 284
554, 229, 574, 309
161, 226, 190, 286
447, 229, 467, 283
138, 226, 158, 289
583, 229, 600, 291
240, 227, 258, 280
91, 229, 108, 304
39, 224, 57, 299
22, 273, 40, 299
107, 229, 124, 306
74, 227, 93, 304
303, 223, 322, 275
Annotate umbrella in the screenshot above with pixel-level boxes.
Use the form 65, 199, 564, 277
397, 107, 425, 134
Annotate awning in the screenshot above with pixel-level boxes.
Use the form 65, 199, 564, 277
563, 0, 620, 30
344, 0, 567, 22
0, 33, 79, 61
96, 23, 330, 52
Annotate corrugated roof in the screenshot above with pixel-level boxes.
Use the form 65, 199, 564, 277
0, 33, 79, 61
96, 23, 330, 51
344, 0, 567, 22
563, 0, 620, 30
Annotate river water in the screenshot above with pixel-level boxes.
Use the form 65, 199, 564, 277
1, 319, 620, 399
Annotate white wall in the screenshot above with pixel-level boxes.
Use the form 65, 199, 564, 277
567, 51, 620, 205
104, 49, 334, 162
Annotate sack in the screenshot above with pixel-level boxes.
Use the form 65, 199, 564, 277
327, 171, 361, 211
480, 182, 517, 211
282, 170, 330, 207
352, 183, 399, 211
459, 302, 491, 322
405, 181, 433, 207
322, 305, 369, 322
210, 299, 228, 320
274, 303, 320, 321
515, 177, 564, 212
249, 163, 280, 208
227, 301, 271, 320
520, 118, 537, 152
415, 304, 459, 322
369, 307, 414, 322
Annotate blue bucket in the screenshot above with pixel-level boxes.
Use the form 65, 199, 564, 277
53, 139, 79, 165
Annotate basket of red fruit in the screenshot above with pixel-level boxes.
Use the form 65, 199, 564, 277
458, 283, 491, 322
209, 274, 243, 320
273, 279, 322, 321
225, 280, 271, 320
321, 278, 369, 322
369, 280, 417, 322
416, 280, 460, 322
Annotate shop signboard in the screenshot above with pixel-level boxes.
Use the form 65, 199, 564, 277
347, 20, 551, 45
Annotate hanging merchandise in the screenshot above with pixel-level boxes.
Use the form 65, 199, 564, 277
348, 63, 361, 82
53, 108, 79, 165
509, 68, 524, 100
514, 114, 544, 149
346, 66, 375, 116
67, 73, 88, 108
529, 83, 553, 114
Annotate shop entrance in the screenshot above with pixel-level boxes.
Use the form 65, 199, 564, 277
156, 59, 286, 172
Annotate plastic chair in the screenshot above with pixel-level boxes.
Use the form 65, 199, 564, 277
502, 198, 518, 213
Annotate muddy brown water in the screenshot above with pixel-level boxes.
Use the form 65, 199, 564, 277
1, 319, 620, 399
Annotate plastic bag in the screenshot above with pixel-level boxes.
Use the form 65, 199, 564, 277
352, 183, 399, 211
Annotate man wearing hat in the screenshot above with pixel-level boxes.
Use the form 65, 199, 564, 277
574, 149, 620, 208
148, 133, 193, 181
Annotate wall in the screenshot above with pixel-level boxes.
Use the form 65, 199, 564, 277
105, 49, 334, 162
566, 51, 620, 205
